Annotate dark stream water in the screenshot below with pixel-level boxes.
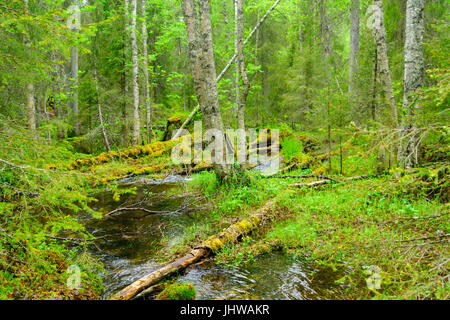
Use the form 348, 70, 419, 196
80, 177, 349, 300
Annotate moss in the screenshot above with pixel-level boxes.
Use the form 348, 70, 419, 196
155, 282, 196, 300
168, 115, 183, 123
68, 140, 178, 170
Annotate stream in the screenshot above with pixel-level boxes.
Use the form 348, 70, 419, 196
80, 177, 350, 300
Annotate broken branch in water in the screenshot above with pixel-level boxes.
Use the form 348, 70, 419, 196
104, 207, 172, 217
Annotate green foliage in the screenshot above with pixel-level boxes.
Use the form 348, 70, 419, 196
156, 282, 196, 300
189, 171, 220, 196
281, 136, 304, 163
265, 176, 449, 299
0, 126, 104, 299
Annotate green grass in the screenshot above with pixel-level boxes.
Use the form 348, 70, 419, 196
264, 177, 449, 299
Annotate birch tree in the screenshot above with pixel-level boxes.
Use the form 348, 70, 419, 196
182, 0, 230, 179
121, 0, 130, 147
69, 0, 80, 136
130, 0, 140, 145
24, 0, 36, 130
235, 0, 250, 160
349, 0, 359, 98
370, 0, 398, 127
141, 0, 152, 143
398, 0, 426, 168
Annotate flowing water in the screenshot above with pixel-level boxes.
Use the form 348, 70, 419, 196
81, 177, 349, 300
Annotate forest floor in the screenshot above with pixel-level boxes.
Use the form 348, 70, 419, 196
0, 125, 448, 299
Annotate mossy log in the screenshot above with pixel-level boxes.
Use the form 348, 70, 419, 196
109, 201, 274, 300
68, 140, 179, 170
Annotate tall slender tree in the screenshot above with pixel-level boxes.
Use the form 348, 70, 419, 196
69, 0, 80, 136
371, 0, 398, 127
130, 0, 140, 145
398, 0, 426, 168
349, 0, 360, 98
141, 0, 152, 143
235, 0, 250, 159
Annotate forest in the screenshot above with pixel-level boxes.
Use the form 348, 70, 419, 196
0, 0, 448, 301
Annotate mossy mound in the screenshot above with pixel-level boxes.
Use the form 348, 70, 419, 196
155, 282, 196, 300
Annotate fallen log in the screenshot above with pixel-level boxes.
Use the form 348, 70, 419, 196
289, 175, 371, 188
342, 174, 370, 181
265, 174, 335, 181
289, 180, 331, 188
108, 201, 274, 300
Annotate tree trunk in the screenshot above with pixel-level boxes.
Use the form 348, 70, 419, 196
26, 84, 36, 131
234, 0, 240, 129
349, 0, 359, 97
93, 35, 112, 154
235, 0, 250, 162
371, 47, 378, 121
182, 0, 230, 179
69, 0, 80, 136
130, 0, 140, 146
24, 0, 36, 132
398, 0, 425, 168
371, 0, 398, 127
173, 0, 282, 140
141, 0, 152, 144
121, 0, 130, 147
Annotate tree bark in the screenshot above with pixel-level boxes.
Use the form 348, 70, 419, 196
26, 83, 36, 131
234, 0, 240, 129
398, 0, 425, 168
182, 0, 230, 179
349, 0, 359, 97
141, 0, 152, 144
23, 0, 36, 131
69, 0, 80, 136
371, 0, 398, 127
121, 0, 130, 147
130, 0, 140, 146
235, 0, 250, 161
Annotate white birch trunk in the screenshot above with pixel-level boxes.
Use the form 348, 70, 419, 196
130, 0, 140, 145
235, 0, 250, 161
398, 0, 425, 168
371, 0, 398, 127
141, 0, 152, 143
349, 0, 359, 97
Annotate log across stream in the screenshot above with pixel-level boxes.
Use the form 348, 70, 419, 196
81, 176, 350, 300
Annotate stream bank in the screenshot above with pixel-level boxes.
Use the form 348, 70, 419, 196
83, 178, 349, 300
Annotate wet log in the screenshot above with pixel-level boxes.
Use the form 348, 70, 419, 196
109, 201, 274, 300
